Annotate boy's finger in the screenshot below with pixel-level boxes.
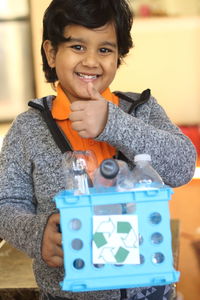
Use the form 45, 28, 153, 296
87, 82, 102, 101
53, 232, 62, 246
69, 111, 83, 121
49, 213, 60, 226
70, 101, 86, 111
49, 256, 64, 268
55, 245, 64, 257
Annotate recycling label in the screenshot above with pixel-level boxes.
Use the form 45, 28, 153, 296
92, 215, 140, 264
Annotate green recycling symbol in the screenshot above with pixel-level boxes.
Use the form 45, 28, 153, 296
92, 215, 140, 264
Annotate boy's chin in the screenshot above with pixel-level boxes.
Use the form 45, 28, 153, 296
72, 93, 91, 102
76, 90, 93, 100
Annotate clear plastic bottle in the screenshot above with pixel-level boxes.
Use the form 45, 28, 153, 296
72, 157, 90, 195
93, 158, 119, 192
116, 160, 134, 192
93, 159, 135, 215
132, 154, 164, 189
62, 151, 97, 195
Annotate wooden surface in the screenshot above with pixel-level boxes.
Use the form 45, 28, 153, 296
0, 241, 37, 289
170, 219, 180, 270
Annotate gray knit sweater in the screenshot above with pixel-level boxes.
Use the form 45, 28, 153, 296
0, 92, 196, 299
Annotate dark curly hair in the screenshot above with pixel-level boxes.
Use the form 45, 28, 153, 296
41, 0, 134, 83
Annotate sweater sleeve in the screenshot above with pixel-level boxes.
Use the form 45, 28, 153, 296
96, 96, 197, 187
0, 118, 51, 259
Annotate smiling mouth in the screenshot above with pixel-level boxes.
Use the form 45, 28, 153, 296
76, 72, 100, 80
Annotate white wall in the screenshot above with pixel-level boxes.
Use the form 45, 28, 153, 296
164, 0, 200, 16
111, 17, 200, 125
132, 0, 200, 16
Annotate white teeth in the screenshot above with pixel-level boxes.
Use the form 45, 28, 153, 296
77, 73, 98, 79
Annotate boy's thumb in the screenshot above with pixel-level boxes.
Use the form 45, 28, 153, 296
87, 82, 102, 101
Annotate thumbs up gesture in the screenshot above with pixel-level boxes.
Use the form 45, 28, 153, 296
69, 82, 108, 138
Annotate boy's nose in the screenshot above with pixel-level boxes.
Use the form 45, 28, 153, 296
82, 52, 99, 68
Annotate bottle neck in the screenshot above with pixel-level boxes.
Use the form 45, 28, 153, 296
135, 160, 151, 166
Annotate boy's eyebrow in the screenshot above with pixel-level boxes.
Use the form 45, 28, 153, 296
100, 41, 117, 49
66, 37, 85, 43
66, 37, 117, 48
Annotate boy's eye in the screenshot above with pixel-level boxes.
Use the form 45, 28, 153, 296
99, 48, 112, 54
71, 45, 84, 51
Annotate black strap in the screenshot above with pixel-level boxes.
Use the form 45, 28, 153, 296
115, 88, 151, 114
120, 288, 127, 299
28, 97, 72, 153
114, 89, 151, 162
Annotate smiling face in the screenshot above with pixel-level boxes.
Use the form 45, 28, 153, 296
43, 23, 119, 102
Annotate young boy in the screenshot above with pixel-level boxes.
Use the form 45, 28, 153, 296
0, 0, 196, 299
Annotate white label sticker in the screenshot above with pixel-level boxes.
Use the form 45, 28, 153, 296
92, 215, 140, 264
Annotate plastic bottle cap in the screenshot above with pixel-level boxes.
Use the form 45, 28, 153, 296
100, 159, 119, 179
134, 154, 151, 162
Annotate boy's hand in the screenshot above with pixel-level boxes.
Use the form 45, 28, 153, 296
69, 82, 108, 138
41, 213, 63, 268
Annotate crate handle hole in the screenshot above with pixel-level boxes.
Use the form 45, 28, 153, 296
73, 259, 85, 269
71, 239, 83, 250
69, 219, 82, 231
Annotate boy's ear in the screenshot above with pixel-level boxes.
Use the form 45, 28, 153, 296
43, 40, 56, 68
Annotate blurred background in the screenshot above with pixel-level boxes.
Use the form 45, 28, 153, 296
0, 0, 200, 299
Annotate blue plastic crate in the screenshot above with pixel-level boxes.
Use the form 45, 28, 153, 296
54, 187, 180, 292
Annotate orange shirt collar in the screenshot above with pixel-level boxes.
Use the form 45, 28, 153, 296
51, 83, 119, 120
